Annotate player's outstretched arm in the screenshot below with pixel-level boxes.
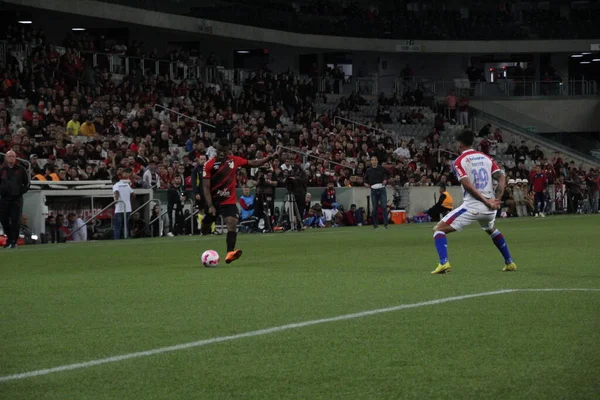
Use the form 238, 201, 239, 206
246, 145, 282, 168
247, 152, 279, 168
461, 178, 499, 210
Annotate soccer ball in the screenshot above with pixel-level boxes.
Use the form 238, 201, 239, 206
201, 250, 220, 267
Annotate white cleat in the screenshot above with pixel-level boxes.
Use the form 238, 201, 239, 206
534, 213, 539, 218
540, 212, 546, 218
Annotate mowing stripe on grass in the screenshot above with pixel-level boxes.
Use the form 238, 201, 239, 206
2, 228, 356, 253
1, 288, 598, 383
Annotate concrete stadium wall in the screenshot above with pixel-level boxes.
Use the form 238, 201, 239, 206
5, 0, 600, 53
23, 186, 465, 234
471, 99, 600, 133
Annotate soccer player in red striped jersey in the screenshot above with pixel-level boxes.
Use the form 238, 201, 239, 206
202, 138, 280, 264
431, 130, 517, 274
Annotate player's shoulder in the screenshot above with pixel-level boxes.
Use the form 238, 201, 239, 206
230, 155, 248, 162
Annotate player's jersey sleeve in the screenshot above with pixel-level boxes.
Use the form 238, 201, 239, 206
490, 158, 500, 174
231, 156, 248, 168
203, 159, 214, 179
453, 158, 468, 180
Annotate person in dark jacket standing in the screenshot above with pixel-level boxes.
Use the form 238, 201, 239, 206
364, 155, 391, 229
168, 175, 186, 235
0, 150, 30, 248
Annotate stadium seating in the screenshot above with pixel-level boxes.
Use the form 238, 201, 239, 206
1, 18, 598, 219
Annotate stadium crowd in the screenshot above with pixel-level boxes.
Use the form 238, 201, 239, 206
1, 22, 599, 245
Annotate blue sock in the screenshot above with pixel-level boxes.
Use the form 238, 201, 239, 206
490, 229, 513, 264
433, 231, 448, 264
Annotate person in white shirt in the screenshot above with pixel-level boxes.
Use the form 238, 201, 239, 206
206, 141, 217, 160
142, 161, 160, 188
112, 168, 134, 240
393, 140, 411, 160
280, 158, 294, 172
67, 213, 87, 242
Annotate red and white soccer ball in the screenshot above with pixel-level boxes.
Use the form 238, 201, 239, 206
201, 250, 220, 267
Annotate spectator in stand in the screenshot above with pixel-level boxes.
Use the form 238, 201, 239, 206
304, 203, 325, 228
458, 94, 469, 126
167, 175, 186, 236
320, 181, 338, 226
478, 123, 492, 138
530, 145, 544, 162
67, 213, 87, 242
66, 112, 81, 136
129, 212, 149, 238
427, 184, 454, 222
343, 204, 359, 226
445, 90, 458, 121
79, 116, 96, 137
303, 193, 312, 218
529, 165, 548, 217
393, 140, 411, 160
142, 161, 160, 188
150, 204, 169, 237
239, 186, 256, 224
566, 170, 582, 214
585, 168, 600, 213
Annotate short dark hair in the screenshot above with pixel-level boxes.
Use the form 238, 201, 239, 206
123, 167, 133, 174
67, 213, 76, 219
45, 164, 55, 173
455, 130, 475, 147
439, 184, 447, 191
218, 138, 230, 148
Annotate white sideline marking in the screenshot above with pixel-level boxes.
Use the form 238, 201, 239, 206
1, 288, 598, 383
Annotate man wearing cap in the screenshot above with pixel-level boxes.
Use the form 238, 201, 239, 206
427, 184, 454, 222
0, 150, 30, 248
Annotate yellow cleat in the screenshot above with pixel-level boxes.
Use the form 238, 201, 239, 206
503, 262, 518, 272
431, 262, 451, 274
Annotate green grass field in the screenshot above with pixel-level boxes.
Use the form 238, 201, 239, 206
1, 215, 600, 399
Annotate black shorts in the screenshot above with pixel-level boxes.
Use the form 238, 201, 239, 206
206, 204, 239, 220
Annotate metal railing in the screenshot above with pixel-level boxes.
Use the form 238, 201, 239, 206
437, 149, 460, 163
66, 200, 126, 240
153, 104, 215, 132
184, 208, 201, 234
149, 209, 169, 236
81, 51, 203, 82
333, 116, 399, 145
279, 145, 353, 174
131, 199, 160, 222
